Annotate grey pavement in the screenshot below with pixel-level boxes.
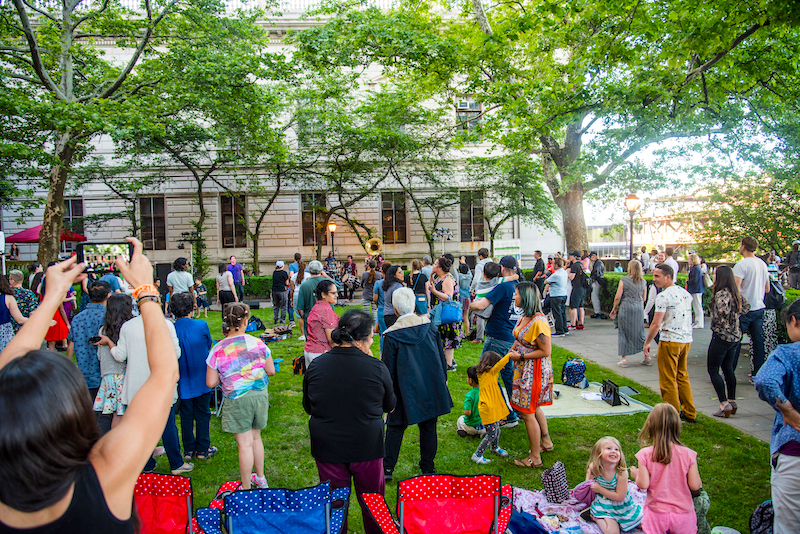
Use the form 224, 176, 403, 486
552, 315, 776, 443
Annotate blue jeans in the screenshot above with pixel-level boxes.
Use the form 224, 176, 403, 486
738, 308, 766, 373
481, 336, 517, 422
287, 301, 295, 322
234, 281, 244, 301
179, 392, 212, 456
378, 314, 387, 351
144, 403, 184, 471
550, 296, 567, 335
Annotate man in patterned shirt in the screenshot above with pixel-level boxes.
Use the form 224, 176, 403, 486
8, 270, 38, 333
67, 281, 111, 405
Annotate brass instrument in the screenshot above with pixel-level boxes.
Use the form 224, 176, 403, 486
365, 237, 382, 256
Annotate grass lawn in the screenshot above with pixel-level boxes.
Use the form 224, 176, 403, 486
156, 305, 771, 533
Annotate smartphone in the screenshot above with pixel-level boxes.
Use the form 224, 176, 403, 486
88, 336, 101, 344
77, 242, 133, 273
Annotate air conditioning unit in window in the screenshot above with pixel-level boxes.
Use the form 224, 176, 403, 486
457, 101, 470, 110
143, 239, 156, 250
224, 237, 235, 247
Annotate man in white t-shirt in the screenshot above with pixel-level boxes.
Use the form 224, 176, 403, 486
664, 247, 679, 282
640, 246, 651, 273
734, 236, 771, 373
644, 262, 696, 422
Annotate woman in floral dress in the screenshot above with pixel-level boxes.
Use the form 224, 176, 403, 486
508, 282, 554, 468
427, 256, 462, 370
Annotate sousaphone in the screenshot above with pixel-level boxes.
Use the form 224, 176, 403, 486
365, 237, 382, 256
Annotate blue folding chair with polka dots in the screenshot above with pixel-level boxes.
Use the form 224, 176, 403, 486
195, 481, 349, 534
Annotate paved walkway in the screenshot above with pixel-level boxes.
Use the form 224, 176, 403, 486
552, 316, 775, 443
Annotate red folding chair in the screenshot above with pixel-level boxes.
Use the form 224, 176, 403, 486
363, 474, 513, 534
193, 481, 240, 534
134, 473, 193, 534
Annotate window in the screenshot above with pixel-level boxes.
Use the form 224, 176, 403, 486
456, 98, 482, 131
61, 198, 84, 253
381, 192, 407, 244
140, 197, 166, 250
460, 191, 485, 242
301, 193, 327, 246
221, 194, 247, 248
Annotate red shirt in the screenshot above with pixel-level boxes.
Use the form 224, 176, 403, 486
305, 301, 339, 353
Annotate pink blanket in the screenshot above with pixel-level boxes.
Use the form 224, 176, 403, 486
512, 482, 647, 533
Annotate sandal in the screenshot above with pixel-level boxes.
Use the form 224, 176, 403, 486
183, 452, 195, 462
539, 433, 554, 452
514, 457, 543, 468
617, 360, 629, 368
640, 359, 653, 366
196, 446, 218, 460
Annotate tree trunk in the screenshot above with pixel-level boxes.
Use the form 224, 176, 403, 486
555, 185, 589, 253
38, 132, 78, 265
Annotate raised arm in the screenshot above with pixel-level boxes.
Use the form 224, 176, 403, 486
89, 237, 180, 521
0, 257, 85, 370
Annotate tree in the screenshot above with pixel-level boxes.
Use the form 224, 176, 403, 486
289, 0, 800, 252
1, 0, 273, 263
465, 153, 558, 257
682, 175, 800, 259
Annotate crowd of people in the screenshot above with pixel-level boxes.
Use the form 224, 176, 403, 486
2, 236, 800, 534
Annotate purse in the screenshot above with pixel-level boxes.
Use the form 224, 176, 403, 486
702, 272, 713, 289
440, 300, 461, 323
412, 274, 428, 315
541, 461, 570, 504
601, 379, 629, 407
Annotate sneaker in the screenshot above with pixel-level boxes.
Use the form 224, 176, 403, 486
457, 429, 469, 437
499, 419, 518, 428
471, 453, 491, 465
446, 364, 457, 372
552, 333, 566, 338
590, 313, 601, 319
680, 411, 697, 424
492, 448, 509, 458
298, 335, 306, 341
250, 474, 269, 489
576, 324, 585, 330
171, 462, 194, 475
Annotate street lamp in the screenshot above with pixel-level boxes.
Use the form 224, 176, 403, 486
327, 222, 337, 258
624, 193, 641, 261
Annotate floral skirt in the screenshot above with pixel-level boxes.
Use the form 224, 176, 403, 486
0, 322, 13, 353
511, 357, 554, 413
437, 322, 463, 350
93, 374, 126, 415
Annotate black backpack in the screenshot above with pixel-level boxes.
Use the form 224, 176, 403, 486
749, 500, 773, 534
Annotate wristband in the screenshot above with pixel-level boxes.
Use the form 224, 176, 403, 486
132, 284, 158, 300
137, 295, 162, 306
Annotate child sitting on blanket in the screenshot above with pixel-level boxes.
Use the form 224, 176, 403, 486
586, 436, 643, 533
631, 403, 703, 534
456, 366, 486, 437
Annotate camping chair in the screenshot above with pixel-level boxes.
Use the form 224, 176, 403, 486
193, 481, 240, 534
134, 473, 193, 534
195, 481, 350, 534
362, 474, 513, 534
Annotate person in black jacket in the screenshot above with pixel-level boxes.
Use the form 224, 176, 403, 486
589, 252, 606, 319
302, 310, 395, 534
382, 288, 453, 481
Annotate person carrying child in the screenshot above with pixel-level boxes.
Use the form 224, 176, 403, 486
631, 403, 703, 534
585, 436, 643, 533
457, 365, 486, 437
206, 303, 275, 489
471, 351, 512, 464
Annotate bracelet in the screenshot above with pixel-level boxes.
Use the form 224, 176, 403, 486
137, 295, 162, 306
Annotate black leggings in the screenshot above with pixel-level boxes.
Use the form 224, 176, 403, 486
707, 334, 738, 403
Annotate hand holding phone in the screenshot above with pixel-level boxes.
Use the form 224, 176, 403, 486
88, 336, 102, 344
77, 242, 133, 273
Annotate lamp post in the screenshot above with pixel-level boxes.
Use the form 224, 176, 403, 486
624, 194, 641, 261
328, 222, 337, 258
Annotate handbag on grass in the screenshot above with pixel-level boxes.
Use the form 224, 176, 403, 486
601, 379, 629, 407
541, 461, 570, 504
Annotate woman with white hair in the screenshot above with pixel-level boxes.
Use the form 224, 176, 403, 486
381, 287, 453, 481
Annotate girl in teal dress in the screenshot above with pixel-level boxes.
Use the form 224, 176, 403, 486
586, 436, 643, 533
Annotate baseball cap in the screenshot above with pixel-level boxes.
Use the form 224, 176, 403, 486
276, 260, 285, 268
793, 240, 800, 246
570, 250, 581, 258
499, 256, 517, 269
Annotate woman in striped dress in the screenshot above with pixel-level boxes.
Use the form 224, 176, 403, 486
609, 260, 647, 367
586, 436, 643, 533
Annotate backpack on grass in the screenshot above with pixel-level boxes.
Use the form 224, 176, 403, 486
245, 316, 265, 333
561, 358, 588, 389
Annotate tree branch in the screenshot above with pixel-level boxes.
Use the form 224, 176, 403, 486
97, 0, 180, 100
21, 0, 59, 23
11, 0, 66, 100
680, 22, 766, 90
72, 0, 110, 31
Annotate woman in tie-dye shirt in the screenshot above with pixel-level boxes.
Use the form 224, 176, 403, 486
207, 303, 275, 489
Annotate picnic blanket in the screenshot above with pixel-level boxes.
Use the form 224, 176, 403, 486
541, 382, 651, 418
512, 483, 647, 533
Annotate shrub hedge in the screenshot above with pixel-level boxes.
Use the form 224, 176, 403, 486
202, 276, 274, 298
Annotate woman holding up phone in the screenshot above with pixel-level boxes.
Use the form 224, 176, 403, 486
0, 238, 179, 533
